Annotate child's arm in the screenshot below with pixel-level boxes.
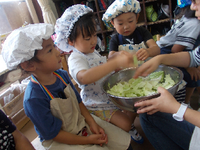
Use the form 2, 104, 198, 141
53, 129, 107, 145
52, 103, 107, 145
171, 44, 186, 53
108, 51, 119, 59
77, 51, 134, 84
136, 39, 160, 61
79, 102, 108, 144
135, 87, 200, 128
13, 130, 35, 150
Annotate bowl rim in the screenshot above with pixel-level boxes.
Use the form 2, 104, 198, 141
101, 64, 183, 99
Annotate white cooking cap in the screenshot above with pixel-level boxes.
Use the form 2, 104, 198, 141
2, 23, 54, 70
54, 4, 93, 53
102, 0, 141, 24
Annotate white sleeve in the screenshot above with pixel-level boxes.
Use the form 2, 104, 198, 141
175, 19, 200, 49
68, 52, 89, 83
189, 47, 200, 67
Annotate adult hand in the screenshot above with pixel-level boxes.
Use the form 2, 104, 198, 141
134, 87, 181, 115
133, 56, 161, 78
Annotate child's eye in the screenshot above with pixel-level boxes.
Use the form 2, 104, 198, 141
48, 49, 52, 53
129, 20, 133, 23
118, 23, 123, 26
85, 38, 90, 41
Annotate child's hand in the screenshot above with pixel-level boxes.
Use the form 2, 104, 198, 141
134, 87, 181, 115
136, 48, 149, 61
186, 67, 200, 81
116, 51, 134, 69
87, 133, 108, 146
89, 122, 108, 146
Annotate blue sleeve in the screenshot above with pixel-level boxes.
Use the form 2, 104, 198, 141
189, 46, 200, 67
24, 85, 62, 141
58, 69, 82, 103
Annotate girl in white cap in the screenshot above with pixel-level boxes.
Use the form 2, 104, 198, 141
102, 0, 160, 143
55, 4, 137, 147
2, 23, 133, 150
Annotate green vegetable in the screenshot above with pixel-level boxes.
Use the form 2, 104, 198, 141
133, 55, 138, 68
107, 71, 175, 97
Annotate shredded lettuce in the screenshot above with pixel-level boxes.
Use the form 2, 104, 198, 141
107, 71, 175, 97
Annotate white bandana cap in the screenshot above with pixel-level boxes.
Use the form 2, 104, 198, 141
55, 4, 93, 52
102, 0, 141, 24
2, 23, 54, 70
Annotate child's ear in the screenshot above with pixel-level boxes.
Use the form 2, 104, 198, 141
110, 20, 115, 27
20, 61, 36, 72
68, 38, 74, 46
136, 14, 140, 22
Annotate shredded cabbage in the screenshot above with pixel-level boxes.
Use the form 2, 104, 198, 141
107, 71, 175, 97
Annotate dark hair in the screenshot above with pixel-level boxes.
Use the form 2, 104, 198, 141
176, 5, 196, 19
18, 50, 42, 74
68, 12, 96, 42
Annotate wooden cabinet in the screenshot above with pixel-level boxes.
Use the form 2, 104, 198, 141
92, 0, 174, 51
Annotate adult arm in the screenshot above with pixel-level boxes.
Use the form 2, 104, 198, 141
134, 51, 191, 78
134, 87, 200, 128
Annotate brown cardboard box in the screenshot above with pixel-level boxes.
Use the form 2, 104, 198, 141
0, 84, 29, 129
0, 85, 24, 117
8, 108, 29, 130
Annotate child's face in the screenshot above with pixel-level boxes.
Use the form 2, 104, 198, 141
34, 38, 62, 73
111, 12, 139, 37
191, 0, 200, 20
69, 31, 97, 54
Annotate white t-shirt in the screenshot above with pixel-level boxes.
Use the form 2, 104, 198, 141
68, 49, 118, 111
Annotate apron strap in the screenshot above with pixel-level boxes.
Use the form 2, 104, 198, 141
31, 71, 68, 100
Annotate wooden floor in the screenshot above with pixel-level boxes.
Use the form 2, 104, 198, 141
20, 90, 200, 150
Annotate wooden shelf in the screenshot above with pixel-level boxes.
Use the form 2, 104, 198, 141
93, 0, 173, 50
54, 0, 173, 51
147, 18, 171, 25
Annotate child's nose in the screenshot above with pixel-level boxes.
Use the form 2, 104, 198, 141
124, 23, 129, 29
91, 37, 97, 45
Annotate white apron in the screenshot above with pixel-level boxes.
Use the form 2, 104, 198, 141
75, 50, 118, 111
33, 72, 130, 150
118, 43, 149, 64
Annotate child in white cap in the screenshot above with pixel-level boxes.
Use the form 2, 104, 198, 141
2, 23, 133, 150
102, 0, 160, 61
102, 0, 160, 143
55, 4, 137, 148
